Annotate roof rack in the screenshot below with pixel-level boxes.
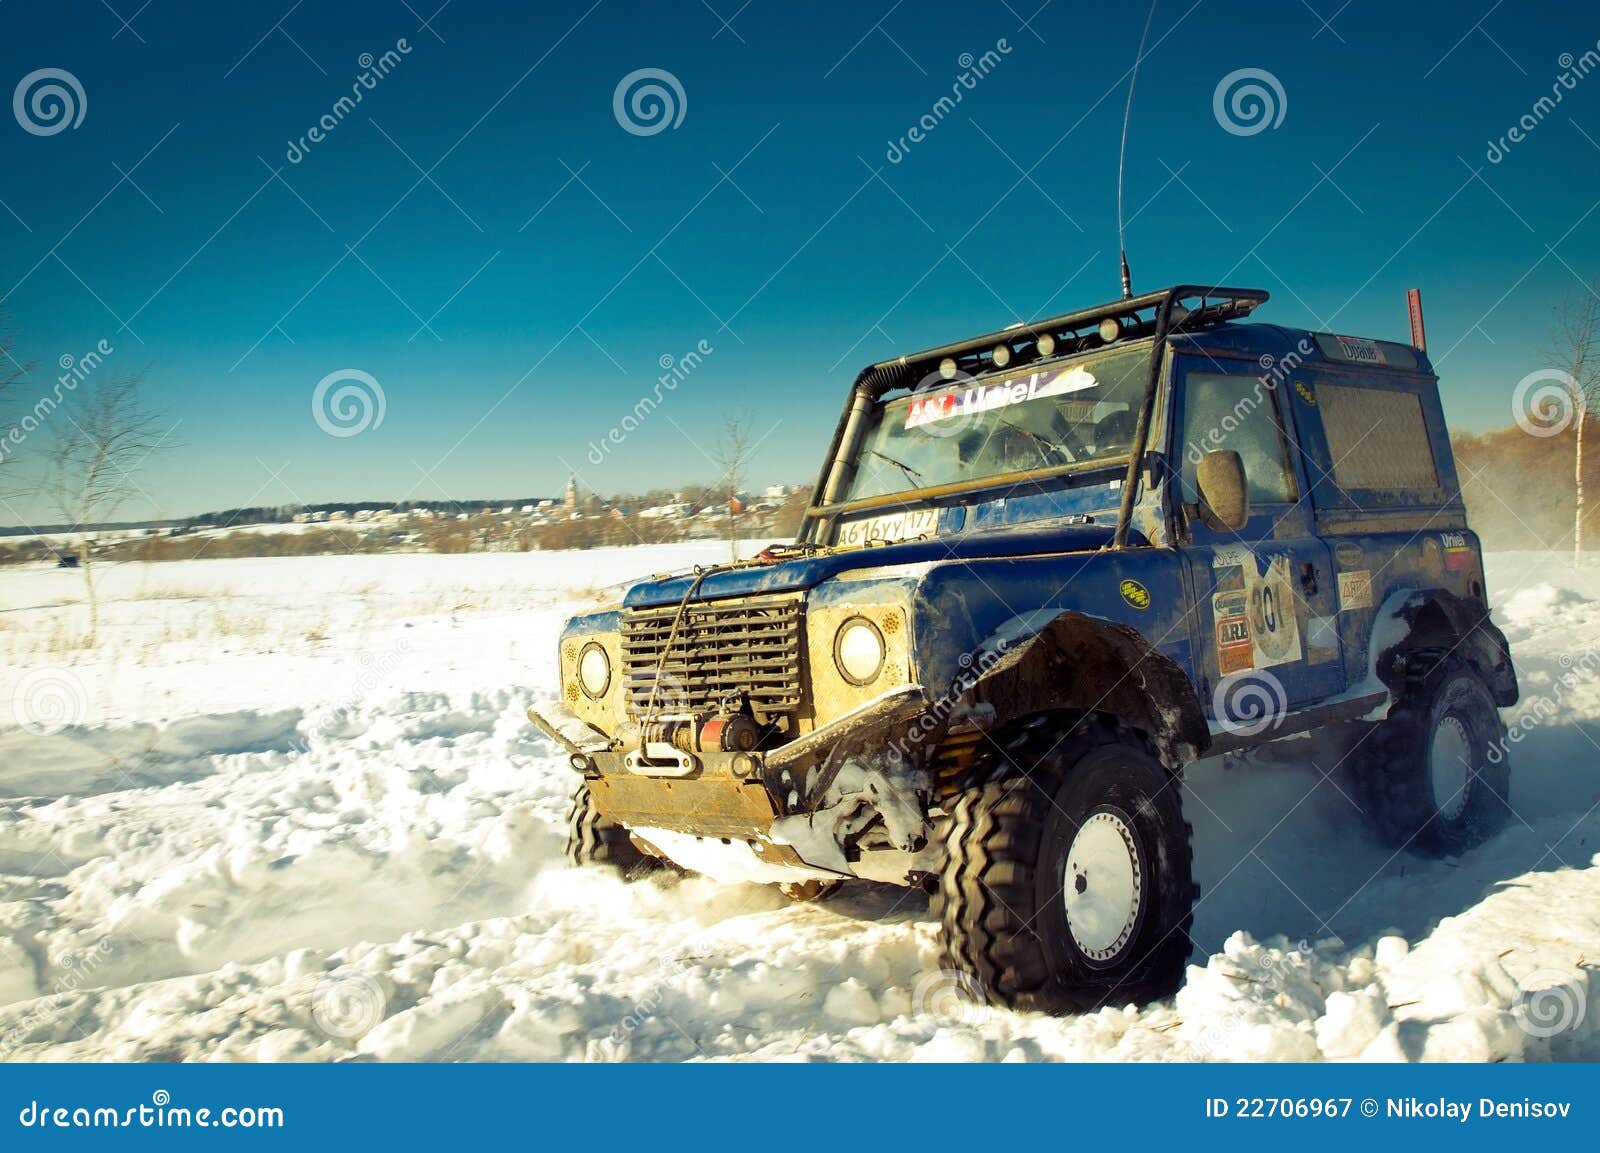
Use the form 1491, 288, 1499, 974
853, 284, 1269, 398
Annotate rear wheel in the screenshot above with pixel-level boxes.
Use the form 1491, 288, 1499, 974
1357, 656, 1509, 856
937, 722, 1195, 1013
566, 781, 660, 878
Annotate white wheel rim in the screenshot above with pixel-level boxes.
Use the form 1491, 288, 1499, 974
1430, 714, 1473, 822
1063, 811, 1143, 962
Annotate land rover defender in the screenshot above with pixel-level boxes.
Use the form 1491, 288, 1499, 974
529, 284, 1518, 1011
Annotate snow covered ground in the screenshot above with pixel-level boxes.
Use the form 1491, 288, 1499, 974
1, 544, 1597, 1062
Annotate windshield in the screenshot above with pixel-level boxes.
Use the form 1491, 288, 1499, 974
838, 345, 1151, 504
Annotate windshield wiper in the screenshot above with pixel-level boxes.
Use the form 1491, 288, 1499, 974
865, 448, 923, 485
997, 417, 1074, 465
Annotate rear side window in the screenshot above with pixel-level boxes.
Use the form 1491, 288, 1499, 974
1317, 382, 1439, 493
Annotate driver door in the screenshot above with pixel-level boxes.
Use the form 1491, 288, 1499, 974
1173, 360, 1345, 723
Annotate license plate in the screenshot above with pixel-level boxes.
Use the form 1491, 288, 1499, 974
835, 508, 940, 546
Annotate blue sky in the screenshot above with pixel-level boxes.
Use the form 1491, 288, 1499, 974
1, 0, 1597, 524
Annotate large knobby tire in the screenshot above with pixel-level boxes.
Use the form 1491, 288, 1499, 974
566, 781, 659, 877
1358, 656, 1510, 856
937, 723, 1195, 1013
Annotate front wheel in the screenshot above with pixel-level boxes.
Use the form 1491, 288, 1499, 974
566, 781, 661, 878
937, 723, 1195, 1013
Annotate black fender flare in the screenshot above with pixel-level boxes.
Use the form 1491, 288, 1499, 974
1381, 589, 1519, 707
960, 611, 1210, 770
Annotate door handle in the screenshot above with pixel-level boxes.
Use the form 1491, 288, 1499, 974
1300, 562, 1318, 597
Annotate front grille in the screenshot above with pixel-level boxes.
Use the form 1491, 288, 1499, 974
620, 593, 804, 718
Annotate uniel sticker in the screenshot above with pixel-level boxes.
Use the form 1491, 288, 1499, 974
1119, 579, 1151, 609
1441, 531, 1474, 571
906, 364, 1098, 429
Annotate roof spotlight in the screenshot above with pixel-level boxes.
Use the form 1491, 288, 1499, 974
1036, 333, 1056, 358
1098, 318, 1121, 343
938, 357, 959, 380
992, 344, 1012, 368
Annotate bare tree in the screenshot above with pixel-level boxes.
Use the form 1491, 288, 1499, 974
714, 407, 753, 562
1544, 292, 1600, 567
0, 313, 34, 481
50, 372, 170, 639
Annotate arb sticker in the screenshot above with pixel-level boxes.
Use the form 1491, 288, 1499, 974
1216, 611, 1253, 675
1119, 579, 1151, 610
1337, 569, 1373, 612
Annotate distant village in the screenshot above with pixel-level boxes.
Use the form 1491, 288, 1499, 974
0, 477, 812, 566
288, 476, 802, 531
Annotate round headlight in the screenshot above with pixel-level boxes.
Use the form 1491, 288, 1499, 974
577, 642, 611, 699
834, 617, 885, 686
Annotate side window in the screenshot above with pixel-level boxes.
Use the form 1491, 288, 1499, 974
1179, 372, 1298, 505
1315, 381, 1440, 494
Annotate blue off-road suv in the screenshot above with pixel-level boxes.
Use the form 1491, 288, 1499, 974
530, 284, 1519, 1012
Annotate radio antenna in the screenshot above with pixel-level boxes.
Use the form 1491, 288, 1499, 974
1116, 0, 1158, 299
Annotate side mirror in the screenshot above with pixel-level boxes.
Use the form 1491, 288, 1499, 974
1196, 450, 1250, 530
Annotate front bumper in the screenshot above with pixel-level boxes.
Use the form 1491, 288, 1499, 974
527, 685, 930, 872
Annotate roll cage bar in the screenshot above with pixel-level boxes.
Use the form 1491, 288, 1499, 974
801, 284, 1270, 549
